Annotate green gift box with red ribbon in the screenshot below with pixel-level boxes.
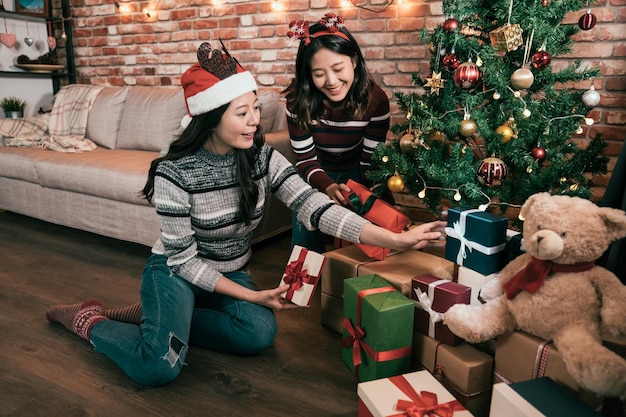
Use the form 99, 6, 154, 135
341, 274, 414, 382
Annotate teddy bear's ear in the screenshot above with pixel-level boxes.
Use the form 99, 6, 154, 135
520, 192, 550, 220
599, 206, 626, 242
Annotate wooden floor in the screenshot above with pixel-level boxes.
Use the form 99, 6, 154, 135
0, 211, 358, 417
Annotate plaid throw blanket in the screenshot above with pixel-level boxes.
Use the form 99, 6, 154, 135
0, 85, 104, 153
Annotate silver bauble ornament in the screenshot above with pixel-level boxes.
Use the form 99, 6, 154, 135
582, 86, 601, 107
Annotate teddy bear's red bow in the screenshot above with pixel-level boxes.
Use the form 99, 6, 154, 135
503, 257, 595, 299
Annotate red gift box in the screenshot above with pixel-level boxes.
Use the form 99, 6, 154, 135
412, 276, 471, 345
341, 179, 410, 261
279, 245, 325, 307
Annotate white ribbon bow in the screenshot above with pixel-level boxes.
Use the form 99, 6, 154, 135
414, 287, 443, 325
445, 209, 506, 266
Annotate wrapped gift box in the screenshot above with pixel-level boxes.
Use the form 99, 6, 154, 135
342, 274, 414, 382
490, 378, 601, 417
493, 330, 625, 410
321, 245, 455, 333
457, 266, 498, 306
412, 275, 471, 345
445, 208, 508, 275
412, 332, 493, 417
341, 179, 411, 260
357, 370, 473, 417
489, 23, 523, 52
279, 245, 325, 307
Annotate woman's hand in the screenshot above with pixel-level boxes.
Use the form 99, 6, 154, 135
359, 220, 448, 252
325, 183, 351, 205
252, 284, 302, 310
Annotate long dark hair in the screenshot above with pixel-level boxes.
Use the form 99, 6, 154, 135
283, 22, 373, 132
142, 101, 265, 225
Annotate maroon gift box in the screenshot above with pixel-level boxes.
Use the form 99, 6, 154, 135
411, 276, 471, 346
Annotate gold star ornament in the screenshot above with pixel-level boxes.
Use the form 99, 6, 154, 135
425, 72, 445, 95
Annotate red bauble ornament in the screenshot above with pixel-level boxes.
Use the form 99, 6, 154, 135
578, 10, 597, 31
443, 52, 461, 71
443, 18, 459, 31
531, 146, 547, 162
531, 50, 551, 69
477, 157, 508, 187
454, 60, 482, 89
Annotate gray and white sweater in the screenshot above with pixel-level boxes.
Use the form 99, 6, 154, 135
151, 144, 369, 292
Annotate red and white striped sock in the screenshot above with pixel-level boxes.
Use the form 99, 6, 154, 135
46, 299, 107, 341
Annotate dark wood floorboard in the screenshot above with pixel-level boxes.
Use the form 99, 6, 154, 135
0, 211, 357, 417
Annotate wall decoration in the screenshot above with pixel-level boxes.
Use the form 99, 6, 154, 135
16, 0, 48, 17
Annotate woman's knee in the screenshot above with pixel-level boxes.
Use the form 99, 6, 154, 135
129, 333, 189, 386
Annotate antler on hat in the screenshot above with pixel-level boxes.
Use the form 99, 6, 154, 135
181, 41, 258, 127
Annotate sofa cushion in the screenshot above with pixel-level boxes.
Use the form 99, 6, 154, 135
116, 87, 186, 152
0, 147, 56, 183
86, 86, 130, 149
34, 148, 157, 206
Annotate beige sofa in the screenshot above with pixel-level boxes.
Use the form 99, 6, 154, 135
0, 85, 293, 247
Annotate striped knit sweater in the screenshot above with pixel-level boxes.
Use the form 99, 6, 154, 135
287, 83, 390, 193
150, 144, 369, 292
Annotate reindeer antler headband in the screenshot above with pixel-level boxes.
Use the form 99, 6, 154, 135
287, 13, 350, 46
180, 41, 258, 127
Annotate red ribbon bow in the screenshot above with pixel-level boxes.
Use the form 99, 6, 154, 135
340, 286, 412, 378
283, 250, 318, 300
502, 257, 595, 299
388, 375, 466, 417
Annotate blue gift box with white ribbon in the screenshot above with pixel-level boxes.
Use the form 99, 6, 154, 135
444, 207, 508, 275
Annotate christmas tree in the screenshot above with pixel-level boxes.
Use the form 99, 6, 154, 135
366, 0, 608, 217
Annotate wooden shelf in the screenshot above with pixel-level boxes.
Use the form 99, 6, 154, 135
0, 0, 74, 93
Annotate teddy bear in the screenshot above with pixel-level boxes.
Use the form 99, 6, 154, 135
443, 192, 626, 398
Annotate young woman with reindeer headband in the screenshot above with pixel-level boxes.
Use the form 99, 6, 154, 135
284, 13, 392, 253
44, 41, 445, 386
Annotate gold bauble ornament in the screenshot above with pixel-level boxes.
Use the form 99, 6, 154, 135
428, 130, 448, 143
387, 174, 405, 193
511, 68, 534, 90
459, 119, 477, 137
399, 132, 417, 152
496, 124, 515, 143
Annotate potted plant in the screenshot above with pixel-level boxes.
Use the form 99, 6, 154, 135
1, 96, 27, 119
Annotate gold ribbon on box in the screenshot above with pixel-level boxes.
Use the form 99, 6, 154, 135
445, 209, 507, 266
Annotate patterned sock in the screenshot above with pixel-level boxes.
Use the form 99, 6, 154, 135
103, 302, 142, 324
46, 299, 107, 341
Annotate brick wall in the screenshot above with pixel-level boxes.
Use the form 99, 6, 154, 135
54, 0, 624, 201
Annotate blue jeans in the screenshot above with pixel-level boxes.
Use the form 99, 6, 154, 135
292, 168, 361, 252
89, 254, 277, 386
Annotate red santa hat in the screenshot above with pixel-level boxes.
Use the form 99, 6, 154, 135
181, 42, 257, 127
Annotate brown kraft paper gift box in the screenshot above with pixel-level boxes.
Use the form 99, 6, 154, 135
321, 245, 455, 333
412, 331, 493, 417
494, 330, 625, 410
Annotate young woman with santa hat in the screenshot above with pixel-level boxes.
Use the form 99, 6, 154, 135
45, 41, 446, 386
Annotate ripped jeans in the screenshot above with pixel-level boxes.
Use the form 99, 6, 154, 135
89, 254, 277, 386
